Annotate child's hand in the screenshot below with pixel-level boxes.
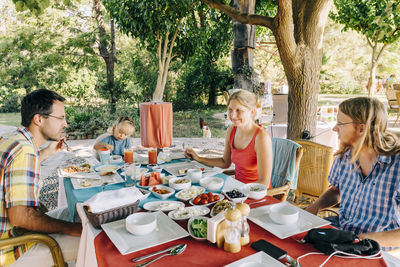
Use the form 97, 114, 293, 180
105, 144, 114, 152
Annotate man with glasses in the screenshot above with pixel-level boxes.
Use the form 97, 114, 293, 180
0, 89, 81, 266
306, 97, 400, 252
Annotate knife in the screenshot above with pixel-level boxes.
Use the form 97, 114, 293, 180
131, 244, 184, 262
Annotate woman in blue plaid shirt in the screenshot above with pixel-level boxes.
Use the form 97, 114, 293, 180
306, 97, 400, 250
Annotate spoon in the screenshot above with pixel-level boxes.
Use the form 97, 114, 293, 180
135, 244, 186, 267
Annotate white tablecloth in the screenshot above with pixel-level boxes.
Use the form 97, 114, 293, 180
266, 122, 338, 150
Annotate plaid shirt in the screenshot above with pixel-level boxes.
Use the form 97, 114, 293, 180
0, 127, 40, 266
329, 149, 400, 249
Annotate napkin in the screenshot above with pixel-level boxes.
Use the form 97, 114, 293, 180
84, 187, 144, 213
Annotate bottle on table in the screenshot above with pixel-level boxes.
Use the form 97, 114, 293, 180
236, 203, 250, 246
223, 208, 242, 253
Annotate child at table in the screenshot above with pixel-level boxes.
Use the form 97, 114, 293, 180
94, 116, 135, 156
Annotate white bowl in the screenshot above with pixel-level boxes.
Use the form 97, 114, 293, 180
246, 183, 267, 200
169, 177, 191, 191
269, 203, 299, 225
110, 155, 122, 164
223, 189, 248, 203
150, 185, 175, 200
152, 166, 163, 173
125, 213, 157, 236
187, 169, 202, 183
200, 177, 224, 192
147, 164, 158, 170
187, 216, 208, 241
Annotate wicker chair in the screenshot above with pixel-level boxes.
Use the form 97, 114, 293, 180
393, 92, 400, 127
293, 140, 334, 207
385, 85, 399, 110
0, 232, 66, 266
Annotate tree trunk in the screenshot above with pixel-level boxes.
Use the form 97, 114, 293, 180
152, 27, 179, 102
93, 0, 117, 113
202, 0, 333, 140
366, 38, 388, 98
232, 0, 256, 90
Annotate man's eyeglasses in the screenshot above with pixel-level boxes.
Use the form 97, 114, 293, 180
41, 114, 66, 121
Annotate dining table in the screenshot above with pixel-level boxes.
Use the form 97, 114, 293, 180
63, 158, 399, 267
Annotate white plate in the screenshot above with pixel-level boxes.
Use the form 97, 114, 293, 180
95, 164, 121, 173
57, 168, 101, 180
58, 164, 94, 177
163, 161, 213, 177
101, 211, 189, 255
188, 193, 224, 207
224, 251, 286, 267
143, 201, 185, 212
175, 186, 206, 202
70, 172, 125, 190
248, 202, 330, 239
168, 206, 210, 220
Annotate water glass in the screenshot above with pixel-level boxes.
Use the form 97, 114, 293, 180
124, 163, 141, 187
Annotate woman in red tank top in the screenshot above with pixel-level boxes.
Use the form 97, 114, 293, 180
185, 90, 273, 188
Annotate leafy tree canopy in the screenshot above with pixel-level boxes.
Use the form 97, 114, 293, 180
331, 0, 400, 44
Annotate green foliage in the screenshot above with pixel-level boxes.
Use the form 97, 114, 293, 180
173, 60, 233, 110
65, 103, 140, 136
0, 89, 22, 113
103, 0, 198, 56
331, 0, 400, 44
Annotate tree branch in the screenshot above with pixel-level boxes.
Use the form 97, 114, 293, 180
202, 0, 274, 29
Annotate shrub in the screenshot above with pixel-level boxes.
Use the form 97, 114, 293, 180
0, 92, 21, 113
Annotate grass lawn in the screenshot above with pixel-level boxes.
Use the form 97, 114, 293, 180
0, 113, 20, 127
173, 106, 227, 138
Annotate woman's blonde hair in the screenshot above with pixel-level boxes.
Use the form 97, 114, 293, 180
228, 89, 261, 109
107, 116, 135, 135
336, 97, 400, 161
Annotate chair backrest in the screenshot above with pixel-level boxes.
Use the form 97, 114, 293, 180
294, 140, 334, 198
0, 233, 66, 266
271, 138, 303, 189
386, 86, 398, 109
396, 92, 400, 111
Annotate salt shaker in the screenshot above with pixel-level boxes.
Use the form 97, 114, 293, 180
236, 203, 250, 246
223, 208, 242, 253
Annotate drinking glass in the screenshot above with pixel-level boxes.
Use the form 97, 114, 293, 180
124, 148, 134, 164
124, 163, 141, 187
148, 148, 157, 164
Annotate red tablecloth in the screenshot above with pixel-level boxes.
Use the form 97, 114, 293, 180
94, 197, 388, 267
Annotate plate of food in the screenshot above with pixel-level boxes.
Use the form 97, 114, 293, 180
175, 186, 206, 202
210, 199, 234, 217
163, 161, 212, 177
60, 163, 93, 176
143, 201, 185, 212
136, 172, 164, 189
189, 192, 224, 207
168, 206, 210, 220
94, 164, 121, 174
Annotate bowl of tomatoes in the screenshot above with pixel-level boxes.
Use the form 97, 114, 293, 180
189, 192, 224, 207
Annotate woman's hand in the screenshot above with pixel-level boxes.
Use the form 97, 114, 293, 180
184, 148, 199, 161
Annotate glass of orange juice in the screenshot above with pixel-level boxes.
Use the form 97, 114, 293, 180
124, 148, 134, 164
148, 148, 157, 164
